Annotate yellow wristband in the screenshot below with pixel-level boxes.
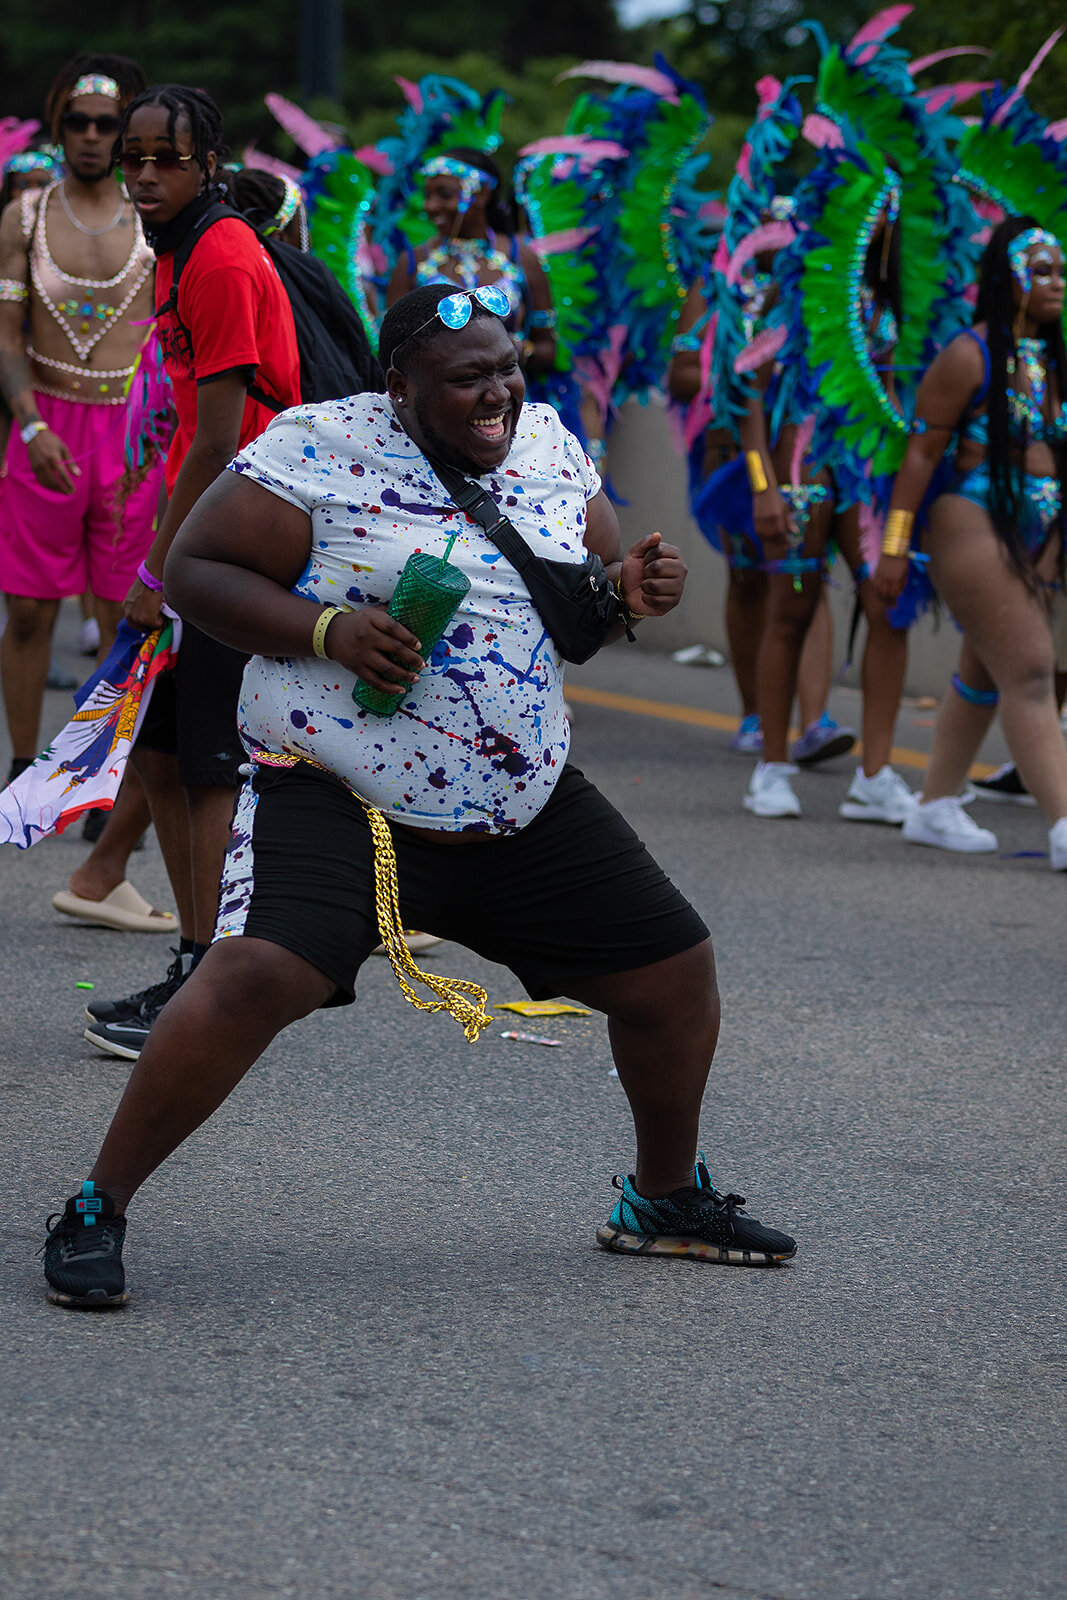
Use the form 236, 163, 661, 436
881, 509, 915, 559
312, 605, 346, 660
745, 450, 769, 494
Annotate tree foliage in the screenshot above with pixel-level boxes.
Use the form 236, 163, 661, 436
0, 0, 1062, 192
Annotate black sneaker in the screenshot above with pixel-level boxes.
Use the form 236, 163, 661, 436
84, 1014, 154, 1059
43, 1182, 128, 1308
971, 762, 1036, 807
597, 1160, 796, 1265
86, 947, 191, 1025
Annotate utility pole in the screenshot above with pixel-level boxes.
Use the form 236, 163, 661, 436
300, 0, 343, 103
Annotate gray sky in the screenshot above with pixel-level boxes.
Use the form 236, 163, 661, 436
617, 0, 688, 26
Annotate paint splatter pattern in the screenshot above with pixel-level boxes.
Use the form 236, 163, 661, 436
229, 397, 601, 833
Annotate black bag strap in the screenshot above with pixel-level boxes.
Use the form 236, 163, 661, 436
428, 457, 542, 575
156, 202, 284, 414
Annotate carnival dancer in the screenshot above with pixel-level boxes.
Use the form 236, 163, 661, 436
41, 283, 796, 1309
737, 13, 973, 821
669, 273, 846, 758
0, 55, 158, 780
672, 76, 853, 762
81, 84, 301, 1060
387, 147, 557, 377
875, 220, 1067, 868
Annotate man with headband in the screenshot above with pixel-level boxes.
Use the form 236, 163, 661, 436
0, 55, 159, 803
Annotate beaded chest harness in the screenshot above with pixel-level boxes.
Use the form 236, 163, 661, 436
23, 182, 153, 402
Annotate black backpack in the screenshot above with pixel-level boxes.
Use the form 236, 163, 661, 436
158, 200, 384, 410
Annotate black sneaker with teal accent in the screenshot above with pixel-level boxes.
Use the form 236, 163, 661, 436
597, 1161, 796, 1265
43, 1182, 128, 1308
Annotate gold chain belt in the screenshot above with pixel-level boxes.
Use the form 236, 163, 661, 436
250, 750, 493, 1043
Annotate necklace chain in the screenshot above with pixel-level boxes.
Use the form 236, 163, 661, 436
27, 183, 153, 364
58, 179, 126, 237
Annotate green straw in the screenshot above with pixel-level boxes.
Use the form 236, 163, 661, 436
441, 532, 458, 568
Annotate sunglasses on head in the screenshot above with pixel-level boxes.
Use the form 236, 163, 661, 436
400, 283, 512, 350
117, 149, 196, 178
63, 111, 120, 135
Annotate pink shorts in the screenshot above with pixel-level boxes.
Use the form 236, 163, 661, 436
0, 391, 161, 602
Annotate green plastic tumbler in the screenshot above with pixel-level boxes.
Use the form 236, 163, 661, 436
352, 550, 471, 717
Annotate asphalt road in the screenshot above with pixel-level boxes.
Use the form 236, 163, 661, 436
1, 605, 1063, 1600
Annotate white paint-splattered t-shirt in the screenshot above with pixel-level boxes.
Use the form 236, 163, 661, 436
229, 396, 600, 833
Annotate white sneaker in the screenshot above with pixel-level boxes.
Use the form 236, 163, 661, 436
743, 762, 801, 818
78, 617, 101, 656
838, 765, 918, 825
902, 797, 998, 854
1049, 817, 1067, 871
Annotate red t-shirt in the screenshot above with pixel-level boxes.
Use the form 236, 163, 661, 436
155, 217, 301, 491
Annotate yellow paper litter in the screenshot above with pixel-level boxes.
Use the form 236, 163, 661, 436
494, 1001, 592, 1017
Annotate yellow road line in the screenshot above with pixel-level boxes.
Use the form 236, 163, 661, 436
565, 684, 999, 779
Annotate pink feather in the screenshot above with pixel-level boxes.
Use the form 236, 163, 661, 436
242, 145, 303, 185
726, 222, 794, 286
700, 199, 728, 224
264, 93, 341, 158
789, 416, 814, 488
712, 236, 730, 274
394, 77, 424, 114
735, 143, 753, 187
847, 5, 913, 55
518, 136, 628, 165
1047, 118, 1067, 142
911, 47, 991, 73
803, 113, 845, 150
755, 76, 782, 114
529, 227, 597, 258
919, 83, 992, 114
858, 503, 883, 572
734, 324, 786, 375
353, 145, 393, 176
0, 117, 40, 166
993, 27, 1066, 126
575, 325, 628, 426
558, 61, 680, 105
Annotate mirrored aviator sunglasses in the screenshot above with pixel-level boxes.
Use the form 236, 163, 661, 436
436, 283, 511, 328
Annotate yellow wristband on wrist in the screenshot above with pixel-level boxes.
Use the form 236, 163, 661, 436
312, 605, 347, 660
745, 450, 769, 494
881, 509, 915, 559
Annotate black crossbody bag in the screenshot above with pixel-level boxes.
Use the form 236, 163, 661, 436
429, 458, 636, 665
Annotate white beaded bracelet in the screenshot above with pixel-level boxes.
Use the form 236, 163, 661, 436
19, 419, 47, 446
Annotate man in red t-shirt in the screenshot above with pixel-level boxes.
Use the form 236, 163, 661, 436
84, 84, 301, 1061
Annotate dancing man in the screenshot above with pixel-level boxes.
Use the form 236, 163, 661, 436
42, 284, 796, 1308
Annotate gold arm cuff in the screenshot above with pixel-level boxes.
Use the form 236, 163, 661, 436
745, 450, 769, 494
312, 605, 347, 660
881, 509, 915, 559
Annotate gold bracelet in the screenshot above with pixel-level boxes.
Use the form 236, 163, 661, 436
613, 580, 644, 626
312, 605, 347, 660
881, 509, 915, 559
745, 450, 769, 494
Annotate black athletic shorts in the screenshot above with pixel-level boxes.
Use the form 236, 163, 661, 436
214, 761, 709, 1006
136, 620, 248, 787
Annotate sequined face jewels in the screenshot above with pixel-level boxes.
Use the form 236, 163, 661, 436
1007, 228, 1061, 292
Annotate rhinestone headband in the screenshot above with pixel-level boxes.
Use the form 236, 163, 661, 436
69, 74, 121, 103
420, 155, 494, 215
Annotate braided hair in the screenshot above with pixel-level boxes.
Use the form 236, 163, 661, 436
231, 168, 288, 231
974, 214, 1067, 586
379, 283, 503, 376
437, 146, 515, 235
45, 54, 146, 141
110, 85, 230, 177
